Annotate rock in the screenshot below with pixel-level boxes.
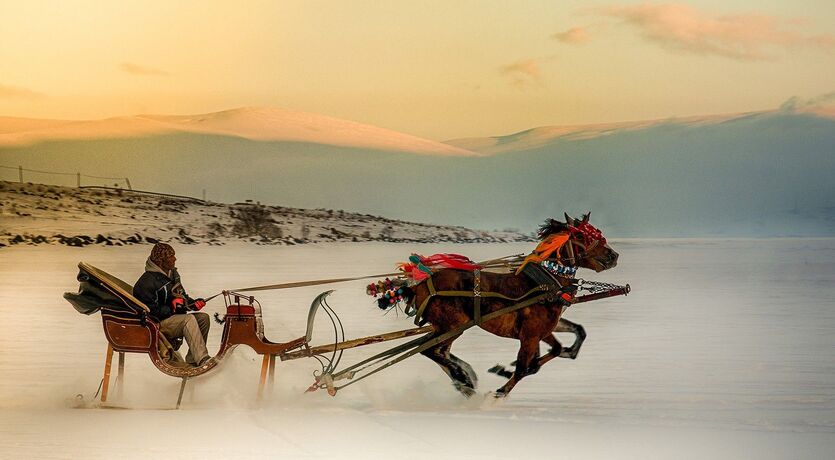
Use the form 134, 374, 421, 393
62, 236, 89, 247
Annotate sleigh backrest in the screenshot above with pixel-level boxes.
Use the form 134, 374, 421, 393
65, 263, 173, 356
65, 262, 150, 316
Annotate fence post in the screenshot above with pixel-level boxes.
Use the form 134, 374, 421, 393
19, 166, 23, 182
77, 173, 81, 187
125, 178, 132, 190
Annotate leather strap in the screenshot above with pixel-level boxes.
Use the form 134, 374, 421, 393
413, 276, 551, 326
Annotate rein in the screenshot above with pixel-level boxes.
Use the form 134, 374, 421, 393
228, 255, 526, 294
232, 272, 403, 293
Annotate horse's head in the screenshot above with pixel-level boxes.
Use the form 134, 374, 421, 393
539, 213, 618, 272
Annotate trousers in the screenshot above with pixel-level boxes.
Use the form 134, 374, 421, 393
159, 312, 210, 365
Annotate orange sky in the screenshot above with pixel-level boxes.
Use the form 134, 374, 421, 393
1, 0, 834, 139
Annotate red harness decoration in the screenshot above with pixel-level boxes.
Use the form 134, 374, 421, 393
398, 253, 481, 281
569, 222, 606, 248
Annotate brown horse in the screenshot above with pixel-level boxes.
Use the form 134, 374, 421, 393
410, 213, 619, 397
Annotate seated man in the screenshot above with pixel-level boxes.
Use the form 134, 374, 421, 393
132, 243, 212, 366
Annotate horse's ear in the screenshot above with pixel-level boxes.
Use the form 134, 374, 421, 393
582, 212, 590, 224
564, 212, 575, 226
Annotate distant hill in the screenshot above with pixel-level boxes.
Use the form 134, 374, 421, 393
444, 108, 835, 236
2, 106, 834, 237
445, 106, 835, 156
0, 107, 476, 156
445, 113, 747, 155
0, 181, 530, 248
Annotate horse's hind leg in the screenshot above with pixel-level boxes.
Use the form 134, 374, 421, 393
421, 339, 477, 397
555, 318, 586, 359
449, 353, 478, 388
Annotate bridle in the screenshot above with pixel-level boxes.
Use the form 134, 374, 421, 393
556, 223, 606, 266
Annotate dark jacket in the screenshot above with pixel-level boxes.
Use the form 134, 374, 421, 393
132, 259, 194, 321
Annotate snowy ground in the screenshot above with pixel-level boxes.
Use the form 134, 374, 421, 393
1, 239, 833, 459
0, 180, 529, 248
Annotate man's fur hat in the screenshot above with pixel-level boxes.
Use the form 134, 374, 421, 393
149, 242, 175, 266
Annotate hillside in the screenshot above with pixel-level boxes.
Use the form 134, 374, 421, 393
3, 106, 835, 236
445, 113, 747, 155
0, 181, 530, 248
0, 107, 477, 156
444, 106, 835, 156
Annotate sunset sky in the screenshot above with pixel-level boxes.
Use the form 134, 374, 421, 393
1, 0, 833, 139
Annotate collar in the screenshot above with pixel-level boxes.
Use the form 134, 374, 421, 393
145, 258, 171, 278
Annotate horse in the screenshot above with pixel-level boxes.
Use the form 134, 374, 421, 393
409, 213, 619, 397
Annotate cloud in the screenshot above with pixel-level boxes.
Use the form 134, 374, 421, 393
779, 91, 835, 113
585, 3, 835, 61
552, 26, 591, 44
499, 59, 544, 89
120, 62, 170, 76
0, 84, 44, 99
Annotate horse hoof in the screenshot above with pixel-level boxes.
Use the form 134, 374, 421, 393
488, 365, 513, 379
492, 391, 508, 399
454, 383, 477, 398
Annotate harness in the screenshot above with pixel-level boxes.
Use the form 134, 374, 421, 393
410, 225, 607, 326
409, 270, 562, 326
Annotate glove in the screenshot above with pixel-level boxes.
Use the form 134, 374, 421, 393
171, 297, 186, 314
191, 298, 206, 311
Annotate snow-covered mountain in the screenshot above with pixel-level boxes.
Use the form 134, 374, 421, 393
445, 113, 746, 155
2, 105, 835, 236
0, 107, 476, 156
445, 106, 835, 155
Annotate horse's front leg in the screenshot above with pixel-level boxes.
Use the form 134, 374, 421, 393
554, 317, 586, 359
494, 337, 540, 397
489, 333, 563, 379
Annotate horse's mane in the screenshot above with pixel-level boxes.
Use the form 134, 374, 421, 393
537, 218, 570, 240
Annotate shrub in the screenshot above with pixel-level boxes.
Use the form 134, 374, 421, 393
206, 222, 226, 238
232, 205, 283, 239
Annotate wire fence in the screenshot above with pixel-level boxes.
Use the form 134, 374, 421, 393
0, 164, 132, 189
0, 164, 211, 202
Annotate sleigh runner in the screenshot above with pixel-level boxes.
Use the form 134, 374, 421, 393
65, 214, 629, 407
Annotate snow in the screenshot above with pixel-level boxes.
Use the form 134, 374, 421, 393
0, 107, 478, 156
1, 239, 834, 459
444, 108, 835, 155
444, 113, 752, 155
0, 180, 529, 247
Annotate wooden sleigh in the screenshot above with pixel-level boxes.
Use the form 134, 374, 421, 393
65, 262, 434, 408
65, 262, 315, 408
